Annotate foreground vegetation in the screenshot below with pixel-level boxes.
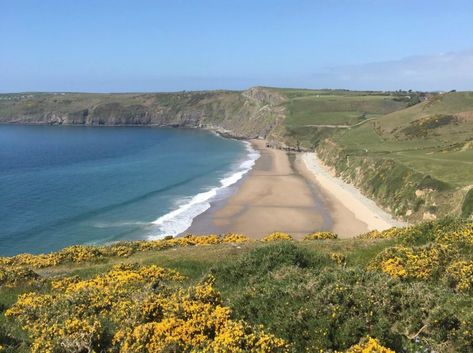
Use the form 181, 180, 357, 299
1, 218, 472, 352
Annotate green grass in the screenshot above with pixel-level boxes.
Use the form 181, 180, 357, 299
328, 92, 473, 188
274, 89, 411, 148
283, 94, 407, 127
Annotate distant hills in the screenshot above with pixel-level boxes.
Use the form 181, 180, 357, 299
0, 88, 286, 139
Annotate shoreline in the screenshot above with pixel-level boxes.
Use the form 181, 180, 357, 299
149, 138, 260, 239
301, 152, 406, 231
11, 123, 402, 239
186, 140, 371, 238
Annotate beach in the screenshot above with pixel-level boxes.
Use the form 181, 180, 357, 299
301, 152, 406, 231
186, 140, 397, 238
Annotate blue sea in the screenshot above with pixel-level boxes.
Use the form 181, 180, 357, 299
0, 125, 258, 256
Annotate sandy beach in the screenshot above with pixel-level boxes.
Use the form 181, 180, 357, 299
187, 140, 375, 238
301, 152, 406, 231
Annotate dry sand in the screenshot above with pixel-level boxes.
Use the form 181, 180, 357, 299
187, 140, 372, 238
301, 152, 406, 231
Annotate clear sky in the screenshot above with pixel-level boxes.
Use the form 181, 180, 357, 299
1, 0, 473, 92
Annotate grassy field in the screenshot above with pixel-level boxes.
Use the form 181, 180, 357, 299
267, 88, 413, 149
277, 89, 410, 127
331, 92, 473, 188
1, 219, 472, 352
288, 90, 473, 221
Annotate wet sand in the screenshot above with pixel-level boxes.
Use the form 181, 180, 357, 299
186, 140, 368, 239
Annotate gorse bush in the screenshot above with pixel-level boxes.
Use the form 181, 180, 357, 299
262, 232, 293, 242
213, 242, 332, 286
6, 264, 287, 353
1, 218, 472, 352
368, 219, 473, 293
0, 234, 251, 271
444, 260, 473, 292
0, 266, 40, 287
212, 232, 473, 353
304, 231, 338, 240
357, 217, 472, 246
345, 336, 395, 353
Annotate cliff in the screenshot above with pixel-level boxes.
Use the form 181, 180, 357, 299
0, 87, 286, 139
316, 138, 466, 222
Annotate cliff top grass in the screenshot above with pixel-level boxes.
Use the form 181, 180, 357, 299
330, 92, 473, 188
283, 94, 408, 127
1, 218, 472, 352
265, 88, 414, 148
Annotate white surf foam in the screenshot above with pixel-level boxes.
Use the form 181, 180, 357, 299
92, 221, 149, 228
147, 141, 260, 240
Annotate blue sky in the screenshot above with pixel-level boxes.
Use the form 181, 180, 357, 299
1, 0, 473, 92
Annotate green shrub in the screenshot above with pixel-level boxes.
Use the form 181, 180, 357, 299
213, 242, 473, 353
213, 242, 332, 287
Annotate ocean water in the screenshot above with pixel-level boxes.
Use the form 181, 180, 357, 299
0, 125, 258, 256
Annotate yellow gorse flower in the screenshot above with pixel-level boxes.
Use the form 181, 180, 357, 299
0, 234, 251, 275
345, 336, 396, 353
262, 232, 293, 242
304, 232, 338, 240
6, 264, 287, 353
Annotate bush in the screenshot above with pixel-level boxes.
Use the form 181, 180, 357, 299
213, 242, 332, 287
304, 231, 338, 240
222, 233, 250, 243
213, 243, 473, 353
6, 264, 287, 353
346, 336, 395, 353
262, 232, 293, 242
0, 266, 40, 286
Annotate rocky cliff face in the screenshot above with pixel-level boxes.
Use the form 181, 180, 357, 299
0, 88, 286, 139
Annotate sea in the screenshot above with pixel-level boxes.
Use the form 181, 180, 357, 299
0, 125, 259, 256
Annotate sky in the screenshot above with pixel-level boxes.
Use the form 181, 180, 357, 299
1, 0, 473, 92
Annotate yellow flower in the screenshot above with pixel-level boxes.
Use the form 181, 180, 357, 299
262, 232, 293, 242
445, 260, 473, 292
7, 264, 288, 353
345, 336, 396, 353
304, 232, 338, 240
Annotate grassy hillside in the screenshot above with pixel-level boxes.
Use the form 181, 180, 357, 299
335, 92, 473, 187
263, 88, 414, 149
313, 92, 473, 221
1, 219, 472, 352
